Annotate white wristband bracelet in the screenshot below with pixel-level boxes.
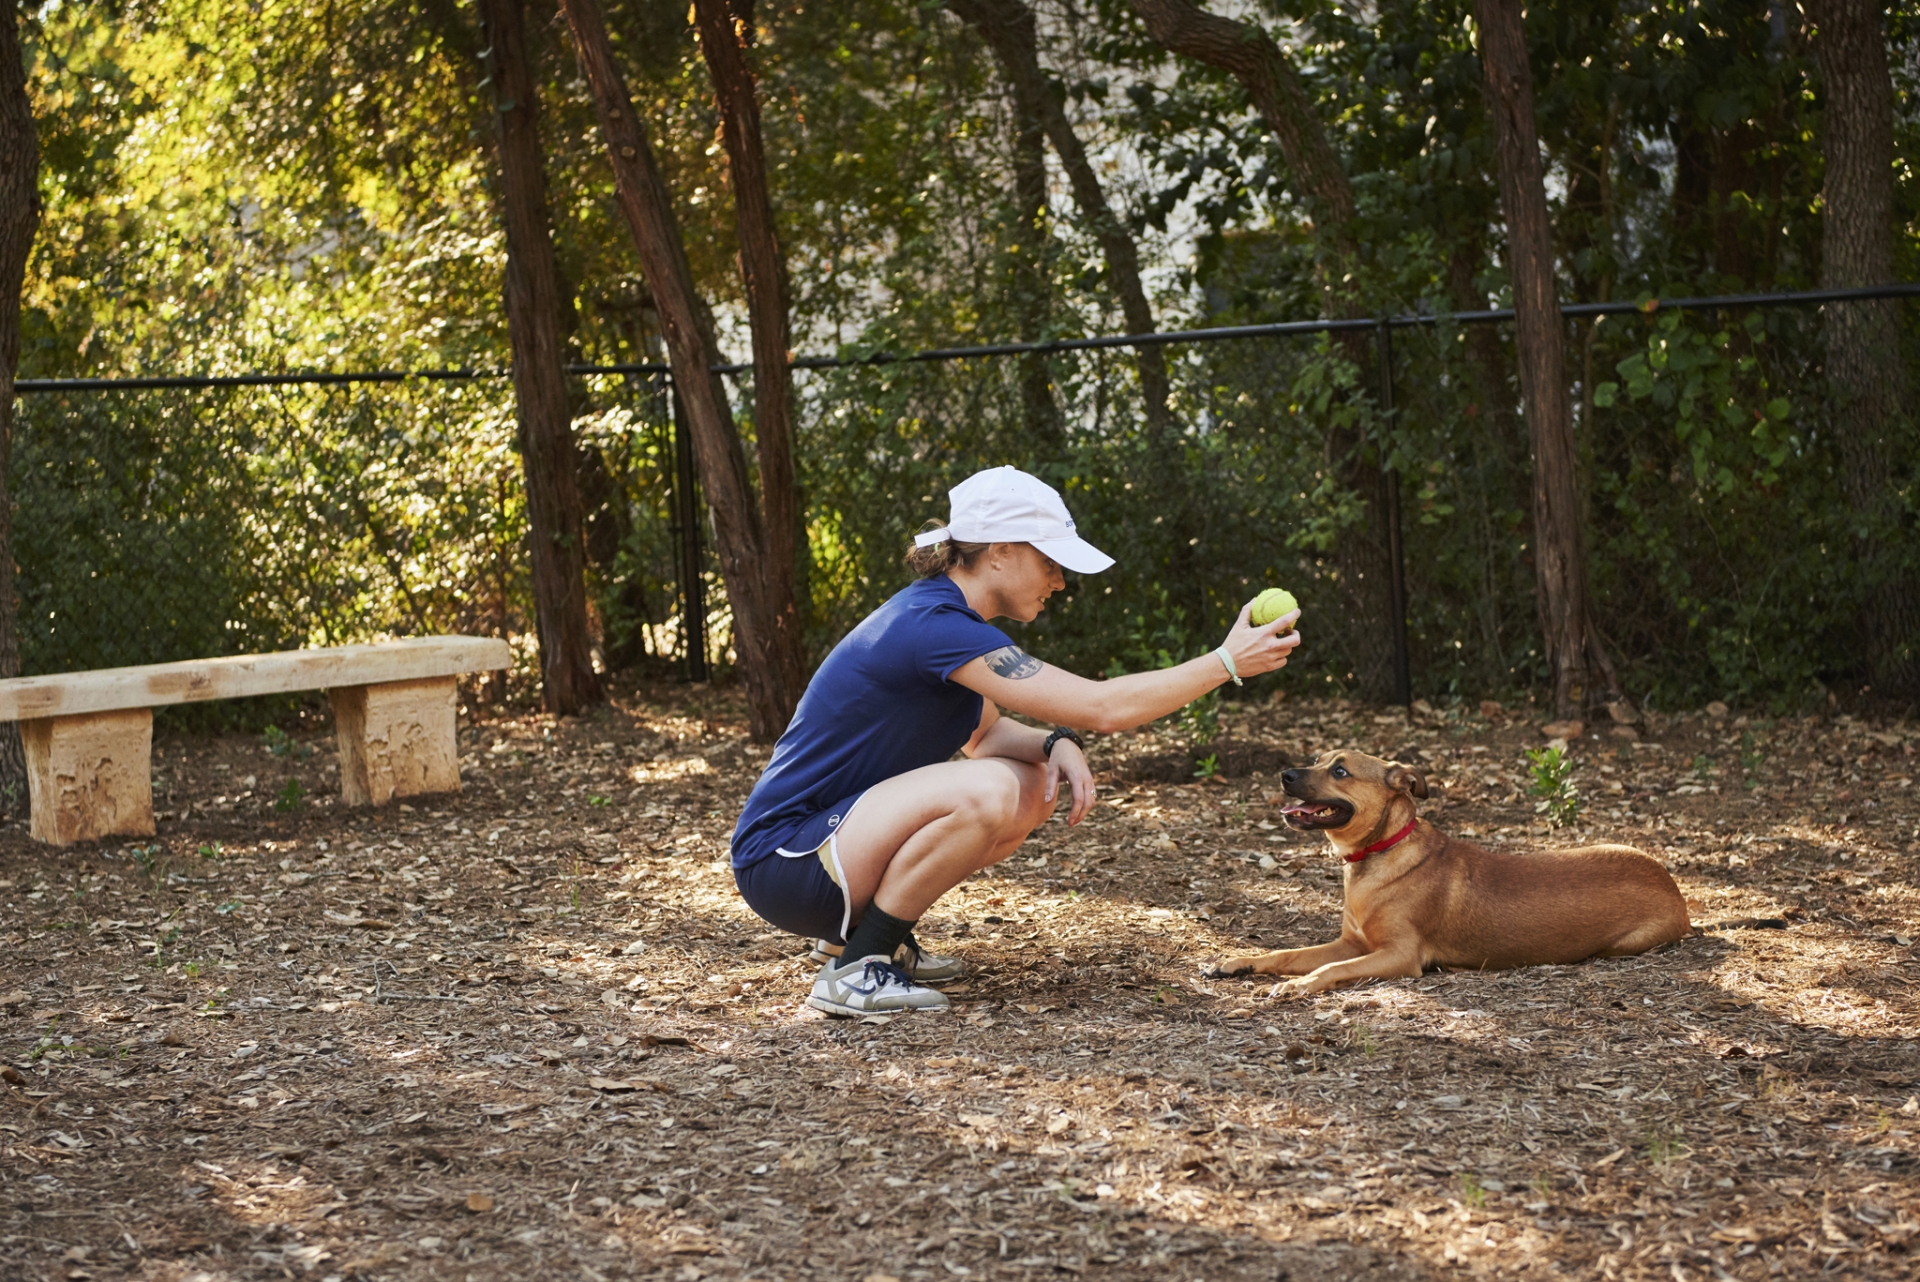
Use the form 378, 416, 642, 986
1213, 646, 1242, 686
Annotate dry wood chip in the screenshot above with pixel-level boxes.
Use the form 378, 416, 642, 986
6, 702, 1919, 1281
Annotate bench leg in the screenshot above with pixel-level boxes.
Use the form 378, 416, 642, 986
329, 676, 462, 807
22, 710, 156, 846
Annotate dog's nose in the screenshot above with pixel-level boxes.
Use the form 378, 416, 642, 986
1281, 768, 1302, 786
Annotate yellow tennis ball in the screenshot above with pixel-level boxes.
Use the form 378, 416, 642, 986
1250, 588, 1298, 628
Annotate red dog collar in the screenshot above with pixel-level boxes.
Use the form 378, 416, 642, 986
1345, 818, 1418, 864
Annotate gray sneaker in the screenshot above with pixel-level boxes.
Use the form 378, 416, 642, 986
806, 954, 952, 1017
806, 935, 966, 984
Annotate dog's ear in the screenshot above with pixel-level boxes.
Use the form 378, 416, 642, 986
1386, 763, 1428, 799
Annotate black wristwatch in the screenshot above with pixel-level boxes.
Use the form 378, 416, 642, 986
1042, 726, 1085, 759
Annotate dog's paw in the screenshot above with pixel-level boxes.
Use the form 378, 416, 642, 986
1208, 955, 1264, 979
1267, 978, 1314, 1002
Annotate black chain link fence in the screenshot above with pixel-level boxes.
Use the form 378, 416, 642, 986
10, 284, 1915, 741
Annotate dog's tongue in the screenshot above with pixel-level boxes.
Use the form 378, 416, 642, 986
1280, 802, 1316, 817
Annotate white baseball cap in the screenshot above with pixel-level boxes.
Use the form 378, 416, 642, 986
913, 466, 1115, 574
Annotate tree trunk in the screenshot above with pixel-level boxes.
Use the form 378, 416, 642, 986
692, 0, 806, 709
1124, 0, 1398, 699
1003, 22, 1065, 451
948, 0, 1175, 445
1474, 0, 1614, 717
477, 0, 602, 715
1810, 0, 1918, 693
948, 0, 1210, 638
1448, 241, 1523, 455
558, 0, 804, 740
0, 1, 37, 818
1126, 0, 1355, 291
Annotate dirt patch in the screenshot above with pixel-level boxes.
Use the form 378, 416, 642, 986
3, 689, 1916, 1281
1109, 739, 1296, 784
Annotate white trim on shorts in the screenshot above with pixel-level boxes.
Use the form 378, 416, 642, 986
771, 790, 868, 943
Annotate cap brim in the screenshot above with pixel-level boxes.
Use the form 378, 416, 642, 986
1033, 536, 1115, 575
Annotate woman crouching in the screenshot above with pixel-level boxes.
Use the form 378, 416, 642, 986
729, 466, 1300, 1015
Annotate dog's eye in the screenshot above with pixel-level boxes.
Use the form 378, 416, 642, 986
1332, 764, 1348, 779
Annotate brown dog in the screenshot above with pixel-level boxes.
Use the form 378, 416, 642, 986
1213, 750, 1691, 998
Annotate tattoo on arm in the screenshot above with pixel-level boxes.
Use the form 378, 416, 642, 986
984, 645, 1043, 679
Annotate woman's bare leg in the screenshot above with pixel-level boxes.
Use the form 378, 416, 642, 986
829, 755, 1057, 923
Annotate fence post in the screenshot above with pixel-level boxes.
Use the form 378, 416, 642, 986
669, 382, 709, 682
1376, 319, 1411, 707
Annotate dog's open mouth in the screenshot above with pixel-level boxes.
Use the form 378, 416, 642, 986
1281, 799, 1354, 830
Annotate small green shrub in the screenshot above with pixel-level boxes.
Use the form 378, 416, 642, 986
128, 843, 166, 885
1525, 746, 1581, 827
263, 725, 314, 760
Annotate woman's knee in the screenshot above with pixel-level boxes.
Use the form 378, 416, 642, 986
952, 761, 1045, 837
990, 760, 1056, 838
949, 772, 1020, 833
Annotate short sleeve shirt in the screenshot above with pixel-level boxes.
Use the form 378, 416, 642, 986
730, 576, 1013, 869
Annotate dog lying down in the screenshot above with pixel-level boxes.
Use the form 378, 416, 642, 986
1211, 750, 1691, 999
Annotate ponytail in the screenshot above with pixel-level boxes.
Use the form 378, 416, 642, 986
904, 520, 991, 578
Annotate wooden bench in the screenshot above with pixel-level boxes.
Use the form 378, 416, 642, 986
0, 636, 511, 846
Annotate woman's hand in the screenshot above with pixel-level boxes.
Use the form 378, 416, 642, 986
1221, 599, 1302, 678
1043, 738, 1095, 826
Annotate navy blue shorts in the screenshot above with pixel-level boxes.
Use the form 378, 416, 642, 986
731, 791, 866, 944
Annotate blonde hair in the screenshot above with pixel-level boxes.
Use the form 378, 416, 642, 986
904, 520, 992, 578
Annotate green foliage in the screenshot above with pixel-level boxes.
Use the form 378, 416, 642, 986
1645, 1123, 1687, 1165
273, 778, 305, 812
128, 843, 165, 887
1740, 731, 1765, 786
12, 381, 545, 690
7, 0, 1918, 715
1345, 1022, 1379, 1057
263, 726, 314, 760
28, 1024, 68, 1062
1102, 583, 1221, 746
1525, 747, 1581, 828
1594, 311, 1794, 492
1580, 305, 1895, 710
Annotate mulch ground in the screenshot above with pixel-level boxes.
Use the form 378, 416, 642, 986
3, 685, 1916, 1282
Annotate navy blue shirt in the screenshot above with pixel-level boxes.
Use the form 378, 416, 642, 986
730, 576, 1013, 869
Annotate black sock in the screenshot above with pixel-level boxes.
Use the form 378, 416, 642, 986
839, 904, 916, 966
